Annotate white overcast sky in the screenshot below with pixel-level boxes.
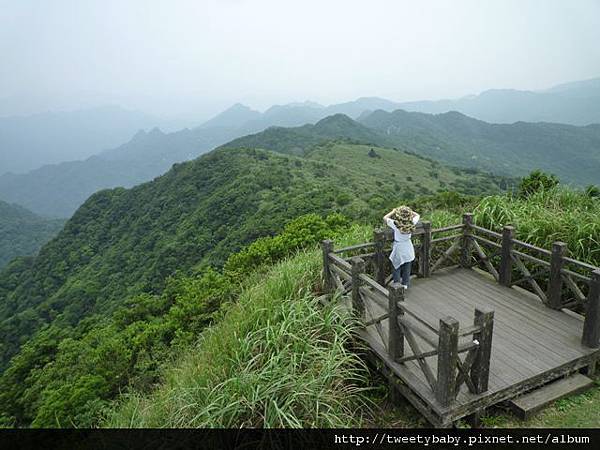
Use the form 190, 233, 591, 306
1, 0, 600, 118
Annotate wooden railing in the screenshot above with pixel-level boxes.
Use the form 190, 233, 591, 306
349, 213, 599, 347
461, 214, 600, 348
321, 213, 600, 404
322, 234, 494, 407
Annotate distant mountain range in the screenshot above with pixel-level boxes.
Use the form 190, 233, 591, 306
200, 97, 403, 131
0, 126, 241, 218
0, 106, 161, 174
396, 77, 600, 125
205, 78, 600, 129
0, 98, 403, 218
0, 200, 64, 269
1, 77, 599, 218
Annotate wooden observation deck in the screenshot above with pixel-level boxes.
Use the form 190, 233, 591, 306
321, 214, 600, 427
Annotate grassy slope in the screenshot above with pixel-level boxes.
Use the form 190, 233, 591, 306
306, 142, 504, 197
221, 114, 388, 156
104, 211, 465, 427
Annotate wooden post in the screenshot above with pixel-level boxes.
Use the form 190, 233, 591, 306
435, 317, 459, 406
460, 213, 473, 268
582, 269, 600, 348
388, 283, 404, 361
350, 257, 366, 318
373, 229, 386, 286
470, 308, 494, 394
499, 226, 515, 287
321, 240, 334, 293
548, 242, 567, 310
419, 221, 432, 278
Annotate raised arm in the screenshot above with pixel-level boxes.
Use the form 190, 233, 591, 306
383, 209, 396, 229
384, 209, 395, 220
412, 211, 421, 225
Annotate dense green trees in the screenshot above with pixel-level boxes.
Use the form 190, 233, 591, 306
0, 162, 594, 427
0, 201, 64, 269
0, 212, 351, 426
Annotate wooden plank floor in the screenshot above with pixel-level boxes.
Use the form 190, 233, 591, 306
350, 266, 598, 424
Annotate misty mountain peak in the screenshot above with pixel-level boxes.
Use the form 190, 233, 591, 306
263, 101, 323, 117
200, 103, 261, 129
132, 129, 147, 139
148, 126, 164, 136
229, 102, 254, 111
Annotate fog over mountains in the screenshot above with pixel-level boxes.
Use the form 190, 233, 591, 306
0, 76, 599, 220
3, 76, 599, 177
396, 77, 600, 126
0, 106, 159, 174
202, 77, 600, 131
0, 97, 405, 217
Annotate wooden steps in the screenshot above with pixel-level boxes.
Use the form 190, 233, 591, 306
509, 373, 594, 419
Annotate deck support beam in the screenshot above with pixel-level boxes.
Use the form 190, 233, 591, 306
582, 269, 600, 348
499, 226, 515, 287
321, 240, 334, 294
388, 283, 405, 361
548, 242, 568, 309
436, 317, 460, 407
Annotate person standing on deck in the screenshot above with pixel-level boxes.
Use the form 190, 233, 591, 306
383, 206, 420, 288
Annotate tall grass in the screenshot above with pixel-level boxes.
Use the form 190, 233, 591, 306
104, 232, 373, 428
474, 187, 600, 266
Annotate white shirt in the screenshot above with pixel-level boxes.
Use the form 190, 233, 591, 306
385, 214, 420, 269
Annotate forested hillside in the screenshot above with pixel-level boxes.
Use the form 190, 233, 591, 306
359, 109, 600, 185
0, 201, 65, 269
0, 140, 507, 426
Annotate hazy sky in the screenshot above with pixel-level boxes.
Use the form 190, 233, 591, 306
1, 0, 600, 119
